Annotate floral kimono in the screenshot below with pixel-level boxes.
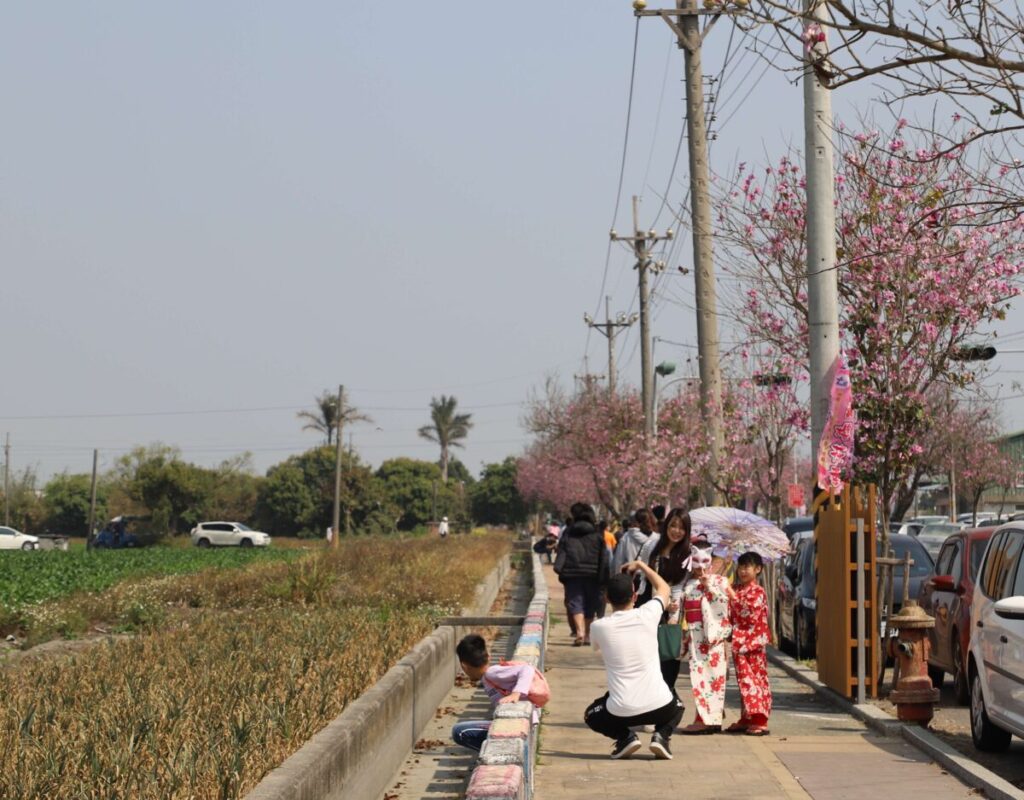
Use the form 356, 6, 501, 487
730, 581, 772, 727
681, 573, 733, 725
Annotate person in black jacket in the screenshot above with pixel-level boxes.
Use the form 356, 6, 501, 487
555, 502, 610, 646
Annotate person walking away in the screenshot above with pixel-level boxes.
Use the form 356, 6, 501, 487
438, 516, 449, 538
611, 509, 655, 575
728, 551, 772, 736
452, 634, 547, 751
584, 562, 685, 759
680, 543, 735, 734
634, 508, 692, 697
595, 519, 617, 619
554, 503, 609, 646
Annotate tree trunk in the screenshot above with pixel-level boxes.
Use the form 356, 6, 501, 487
441, 445, 449, 483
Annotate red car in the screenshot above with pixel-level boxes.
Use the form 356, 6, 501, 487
918, 526, 996, 704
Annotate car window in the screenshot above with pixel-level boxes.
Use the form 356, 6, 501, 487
949, 541, 964, 582
0, 528, 12, 536
996, 532, 1024, 600
237, 523, 252, 532
886, 537, 933, 577
1012, 546, 1024, 598
969, 538, 989, 582
208, 523, 231, 532
800, 540, 815, 580
935, 543, 954, 576
981, 532, 1007, 598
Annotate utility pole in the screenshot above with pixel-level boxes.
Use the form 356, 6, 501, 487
346, 433, 354, 536
332, 384, 344, 549
584, 297, 638, 395
87, 449, 98, 547
803, 0, 841, 465
3, 433, 9, 527
634, 0, 726, 501
611, 196, 672, 442
574, 354, 606, 394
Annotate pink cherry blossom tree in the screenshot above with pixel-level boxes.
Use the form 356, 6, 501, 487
717, 123, 1024, 521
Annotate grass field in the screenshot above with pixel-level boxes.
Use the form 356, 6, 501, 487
0, 533, 511, 800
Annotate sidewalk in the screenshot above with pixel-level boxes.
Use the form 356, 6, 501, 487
534, 565, 978, 800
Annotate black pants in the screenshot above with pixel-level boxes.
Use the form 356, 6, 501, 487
584, 693, 684, 742
661, 657, 681, 698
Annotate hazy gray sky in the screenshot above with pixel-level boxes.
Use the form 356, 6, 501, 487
3, 3, 1022, 482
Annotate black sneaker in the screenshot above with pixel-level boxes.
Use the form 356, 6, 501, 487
610, 734, 642, 760
649, 733, 672, 760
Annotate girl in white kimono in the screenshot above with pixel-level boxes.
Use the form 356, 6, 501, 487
680, 544, 735, 734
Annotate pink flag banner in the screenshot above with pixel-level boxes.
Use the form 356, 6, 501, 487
817, 353, 856, 496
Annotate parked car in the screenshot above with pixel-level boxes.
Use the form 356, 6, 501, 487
190, 522, 271, 548
916, 522, 966, 560
782, 516, 814, 540
0, 526, 39, 551
776, 531, 816, 656
892, 520, 924, 537
968, 522, 1024, 751
777, 532, 933, 657
918, 526, 997, 704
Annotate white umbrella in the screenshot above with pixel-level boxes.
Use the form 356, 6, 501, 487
688, 507, 791, 561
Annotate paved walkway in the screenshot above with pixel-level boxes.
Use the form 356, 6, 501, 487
535, 565, 979, 800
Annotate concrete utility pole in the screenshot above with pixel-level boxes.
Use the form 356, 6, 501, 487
332, 384, 344, 549
611, 196, 673, 442
635, 0, 726, 501
803, 0, 841, 464
87, 449, 98, 547
3, 433, 9, 527
584, 297, 638, 395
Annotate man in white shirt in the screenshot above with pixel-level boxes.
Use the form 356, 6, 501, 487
438, 517, 449, 538
584, 560, 684, 760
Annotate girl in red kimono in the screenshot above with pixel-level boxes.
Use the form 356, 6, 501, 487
728, 550, 772, 735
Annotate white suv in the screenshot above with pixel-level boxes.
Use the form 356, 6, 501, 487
190, 522, 271, 549
968, 522, 1024, 751
0, 526, 39, 550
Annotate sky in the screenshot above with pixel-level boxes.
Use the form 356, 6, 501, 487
2, 3, 1023, 483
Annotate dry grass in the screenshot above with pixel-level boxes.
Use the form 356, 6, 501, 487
0, 533, 510, 800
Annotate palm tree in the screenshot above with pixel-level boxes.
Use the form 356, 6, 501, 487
297, 389, 372, 446
418, 395, 473, 483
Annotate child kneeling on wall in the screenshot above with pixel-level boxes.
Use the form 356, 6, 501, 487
453, 634, 550, 752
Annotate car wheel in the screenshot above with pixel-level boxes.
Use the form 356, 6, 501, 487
196, 538, 211, 548
952, 638, 969, 706
927, 663, 945, 690
21, 542, 34, 551
239, 538, 253, 548
969, 663, 1012, 752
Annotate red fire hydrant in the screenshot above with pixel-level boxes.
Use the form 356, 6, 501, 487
888, 600, 940, 724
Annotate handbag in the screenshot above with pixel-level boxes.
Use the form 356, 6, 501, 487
657, 622, 682, 660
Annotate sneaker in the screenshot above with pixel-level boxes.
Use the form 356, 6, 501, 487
649, 733, 672, 760
610, 734, 642, 760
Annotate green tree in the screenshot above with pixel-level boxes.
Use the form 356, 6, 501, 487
375, 458, 444, 530
256, 446, 382, 536
470, 457, 527, 525
0, 467, 46, 534
206, 455, 262, 523
297, 388, 372, 446
417, 395, 473, 483
43, 472, 108, 536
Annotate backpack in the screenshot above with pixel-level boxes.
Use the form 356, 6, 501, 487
484, 661, 551, 708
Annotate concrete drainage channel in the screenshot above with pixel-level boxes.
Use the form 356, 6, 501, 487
244, 551, 512, 800
462, 551, 548, 800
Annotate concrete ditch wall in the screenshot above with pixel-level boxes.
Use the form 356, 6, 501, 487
465, 551, 550, 800
244, 551, 511, 800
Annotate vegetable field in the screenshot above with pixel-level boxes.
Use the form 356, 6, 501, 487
0, 533, 510, 800
0, 547, 301, 611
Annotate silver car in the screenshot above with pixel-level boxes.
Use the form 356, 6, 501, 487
190, 522, 271, 548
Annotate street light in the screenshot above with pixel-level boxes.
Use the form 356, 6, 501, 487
652, 362, 687, 438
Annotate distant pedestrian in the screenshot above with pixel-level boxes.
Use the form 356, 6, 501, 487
554, 502, 609, 646
584, 562, 685, 760
325, 526, 334, 545
611, 509, 656, 575
728, 551, 772, 736
680, 542, 735, 734
452, 634, 548, 752
438, 516, 449, 538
